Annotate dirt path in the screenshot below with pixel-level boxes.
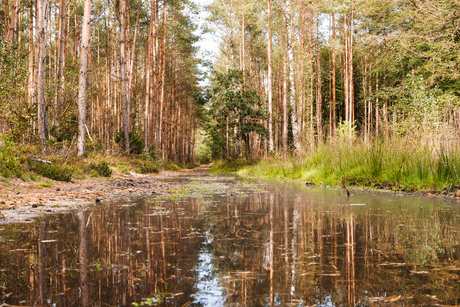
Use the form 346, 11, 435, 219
0, 164, 214, 224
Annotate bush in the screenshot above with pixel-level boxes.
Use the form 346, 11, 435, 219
29, 160, 73, 182
137, 160, 159, 174
89, 161, 112, 177
0, 136, 21, 176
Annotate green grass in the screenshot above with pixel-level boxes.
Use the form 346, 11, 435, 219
89, 161, 113, 177
28, 160, 74, 182
0, 137, 200, 182
239, 140, 460, 193
210, 158, 248, 173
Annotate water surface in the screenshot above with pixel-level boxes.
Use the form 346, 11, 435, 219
1, 175, 460, 306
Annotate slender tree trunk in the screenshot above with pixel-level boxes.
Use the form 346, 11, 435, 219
55, 0, 67, 121
343, 13, 349, 126
8, 0, 20, 46
287, 1, 300, 153
119, 0, 130, 152
280, 2, 288, 155
128, 0, 142, 107
158, 0, 167, 157
348, 7, 354, 136
37, 0, 49, 154
27, 7, 35, 138
77, 0, 91, 157
316, 16, 322, 142
267, 0, 273, 152
332, 13, 336, 136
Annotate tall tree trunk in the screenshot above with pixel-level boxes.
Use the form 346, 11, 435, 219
119, 0, 130, 152
37, 0, 49, 154
27, 6, 35, 139
158, 0, 167, 157
332, 13, 336, 136
280, 2, 288, 156
287, 1, 301, 153
348, 7, 354, 136
128, 0, 142, 107
8, 0, 20, 46
266, 0, 273, 152
77, 0, 91, 157
55, 0, 67, 121
316, 16, 322, 142
343, 13, 349, 126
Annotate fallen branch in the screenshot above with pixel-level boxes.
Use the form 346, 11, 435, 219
30, 155, 52, 165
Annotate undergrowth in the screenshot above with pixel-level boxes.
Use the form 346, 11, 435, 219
239, 140, 460, 193
28, 160, 74, 182
0, 136, 199, 182
210, 158, 248, 173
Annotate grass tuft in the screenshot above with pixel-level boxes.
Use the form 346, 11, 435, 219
239, 140, 460, 193
89, 161, 113, 177
28, 160, 74, 182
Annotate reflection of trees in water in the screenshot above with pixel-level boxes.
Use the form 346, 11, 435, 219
203, 184, 460, 306
0, 198, 205, 306
0, 184, 460, 306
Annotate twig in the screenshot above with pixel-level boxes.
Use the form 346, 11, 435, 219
341, 177, 351, 197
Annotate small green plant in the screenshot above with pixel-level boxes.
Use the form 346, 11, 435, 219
136, 160, 159, 174
89, 161, 112, 177
117, 163, 129, 174
39, 182, 52, 187
0, 136, 21, 176
29, 160, 73, 182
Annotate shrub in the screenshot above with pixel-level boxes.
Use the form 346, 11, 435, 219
89, 161, 112, 177
29, 160, 73, 182
0, 136, 21, 176
137, 160, 159, 174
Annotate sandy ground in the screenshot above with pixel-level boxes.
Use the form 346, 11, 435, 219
0, 165, 214, 224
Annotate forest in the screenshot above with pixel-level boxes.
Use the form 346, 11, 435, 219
1, 0, 460, 190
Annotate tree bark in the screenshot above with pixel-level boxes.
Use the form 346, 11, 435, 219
158, 0, 167, 157
55, 0, 67, 121
8, 0, 20, 46
37, 0, 49, 154
280, 2, 288, 156
119, 0, 130, 152
77, 0, 91, 157
266, 0, 273, 152
316, 16, 322, 142
332, 13, 336, 136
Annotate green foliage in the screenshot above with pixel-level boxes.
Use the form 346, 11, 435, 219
210, 158, 247, 173
0, 136, 21, 177
135, 160, 159, 174
207, 69, 268, 160
29, 160, 74, 182
89, 161, 113, 177
0, 43, 32, 143
239, 140, 460, 192
115, 130, 145, 155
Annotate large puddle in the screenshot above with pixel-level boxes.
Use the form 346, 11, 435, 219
1, 175, 460, 306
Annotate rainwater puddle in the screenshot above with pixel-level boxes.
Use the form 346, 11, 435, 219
1, 176, 460, 306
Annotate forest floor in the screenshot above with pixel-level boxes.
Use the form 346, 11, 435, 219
0, 165, 215, 224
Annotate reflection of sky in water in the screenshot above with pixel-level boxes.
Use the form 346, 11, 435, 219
192, 231, 226, 306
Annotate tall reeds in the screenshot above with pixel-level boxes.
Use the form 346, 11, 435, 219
240, 128, 460, 192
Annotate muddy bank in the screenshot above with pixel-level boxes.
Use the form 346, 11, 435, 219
0, 165, 223, 224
